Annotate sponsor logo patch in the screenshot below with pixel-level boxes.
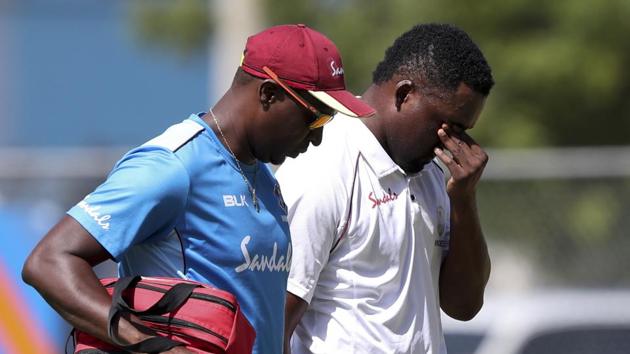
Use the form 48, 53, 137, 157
368, 188, 398, 208
223, 194, 249, 207
330, 60, 344, 77
235, 235, 292, 273
77, 195, 111, 231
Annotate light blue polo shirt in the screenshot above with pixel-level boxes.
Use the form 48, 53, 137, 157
68, 114, 291, 354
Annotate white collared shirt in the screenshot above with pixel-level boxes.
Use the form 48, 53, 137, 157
276, 115, 450, 354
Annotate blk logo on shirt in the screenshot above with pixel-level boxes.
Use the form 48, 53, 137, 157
224, 194, 248, 207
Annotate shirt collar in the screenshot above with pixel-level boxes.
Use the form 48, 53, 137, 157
337, 114, 404, 178
188, 113, 258, 173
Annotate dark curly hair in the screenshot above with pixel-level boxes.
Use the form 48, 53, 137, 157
372, 23, 494, 96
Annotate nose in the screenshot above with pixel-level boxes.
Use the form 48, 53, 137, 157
308, 127, 324, 146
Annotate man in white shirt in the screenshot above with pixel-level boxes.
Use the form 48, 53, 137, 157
276, 23, 494, 354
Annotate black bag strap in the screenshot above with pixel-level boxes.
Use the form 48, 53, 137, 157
106, 276, 199, 353
110, 276, 199, 316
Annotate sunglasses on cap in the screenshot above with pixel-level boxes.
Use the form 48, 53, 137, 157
262, 66, 335, 129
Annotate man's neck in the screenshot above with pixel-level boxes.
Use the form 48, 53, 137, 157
361, 83, 424, 175
205, 91, 256, 164
360, 84, 392, 159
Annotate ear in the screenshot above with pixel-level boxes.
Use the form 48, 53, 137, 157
259, 80, 281, 110
394, 80, 414, 112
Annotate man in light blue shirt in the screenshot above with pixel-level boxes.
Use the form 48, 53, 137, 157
22, 24, 373, 354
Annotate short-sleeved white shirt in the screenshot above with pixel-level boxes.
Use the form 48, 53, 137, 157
276, 115, 450, 354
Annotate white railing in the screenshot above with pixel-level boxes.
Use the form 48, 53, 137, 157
483, 146, 630, 180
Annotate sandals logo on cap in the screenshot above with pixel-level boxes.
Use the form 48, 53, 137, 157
330, 60, 344, 77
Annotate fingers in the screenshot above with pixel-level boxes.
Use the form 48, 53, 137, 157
436, 123, 488, 198
437, 127, 471, 169
438, 128, 466, 159
440, 123, 478, 151
436, 123, 488, 176
434, 146, 463, 175
439, 124, 486, 158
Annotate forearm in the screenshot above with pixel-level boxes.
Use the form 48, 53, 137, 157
439, 195, 490, 320
284, 292, 309, 354
22, 248, 148, 345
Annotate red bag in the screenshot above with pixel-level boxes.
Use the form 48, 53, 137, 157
73, 276, 255, 354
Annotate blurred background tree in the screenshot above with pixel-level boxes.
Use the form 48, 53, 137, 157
131, 0, 630, 148
131, 0, 213, 57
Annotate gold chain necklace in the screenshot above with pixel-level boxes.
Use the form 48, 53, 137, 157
209, 108, 259, 212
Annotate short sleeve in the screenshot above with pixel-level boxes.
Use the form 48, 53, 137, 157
67, 147, 190, 261
276, 157, 345, 304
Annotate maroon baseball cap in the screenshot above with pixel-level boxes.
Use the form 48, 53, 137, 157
240, 24, 374, 118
